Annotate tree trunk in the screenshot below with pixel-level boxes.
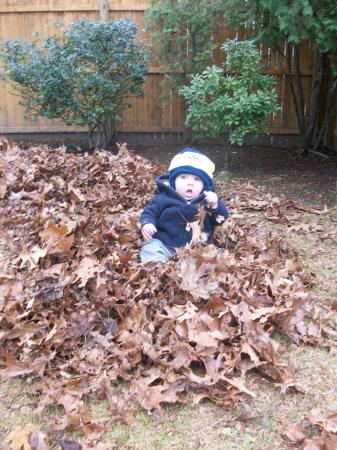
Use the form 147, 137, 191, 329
322, 54, 337, 151
313, 74, 337, 152
96, 123, 103, 149
285, 43, 304, 138
301, 50, 325, 151
102, 114, 114, 148
323, 84, 337, 151
88, 124, 97, 150
292, 44, 306, 144
285, 45, 335, 155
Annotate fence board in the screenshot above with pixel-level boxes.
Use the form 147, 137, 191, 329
0, 0, 149, 12
0, 0, 336, 138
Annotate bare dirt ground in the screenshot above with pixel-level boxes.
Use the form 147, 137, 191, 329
7, 133, 337, 206
127, 143, 337, 207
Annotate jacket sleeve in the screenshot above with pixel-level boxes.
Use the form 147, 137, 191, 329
206, 198, 229, 226
140, 195, 162, 228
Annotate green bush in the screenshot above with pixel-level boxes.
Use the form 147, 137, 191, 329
0, 19, 151, 148
180, 39, 280, 145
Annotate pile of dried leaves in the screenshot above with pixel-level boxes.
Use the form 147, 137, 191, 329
283, 409, 337, 448
0, 138, 336, 447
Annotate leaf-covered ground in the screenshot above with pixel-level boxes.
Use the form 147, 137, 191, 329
0, 138, 336, 449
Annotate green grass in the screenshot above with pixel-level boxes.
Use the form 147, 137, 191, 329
2, 345, 337, 449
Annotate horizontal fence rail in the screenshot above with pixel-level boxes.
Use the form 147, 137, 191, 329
0, 0, 336, 139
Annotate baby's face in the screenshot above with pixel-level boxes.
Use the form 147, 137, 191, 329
175, 173, 204, 200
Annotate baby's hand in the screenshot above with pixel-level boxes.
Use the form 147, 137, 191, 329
204, 191, 218, 209
141, 223, 157, 241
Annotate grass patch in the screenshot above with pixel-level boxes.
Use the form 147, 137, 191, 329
2, 346, 337, 449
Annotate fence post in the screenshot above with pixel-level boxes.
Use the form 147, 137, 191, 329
99, 0, 109, 20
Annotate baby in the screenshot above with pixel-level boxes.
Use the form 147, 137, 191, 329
140, 148, 228, 262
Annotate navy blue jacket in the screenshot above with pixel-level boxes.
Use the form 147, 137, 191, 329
140, 174, 228, 251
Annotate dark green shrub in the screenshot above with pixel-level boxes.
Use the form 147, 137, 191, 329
0, 18, 151, 148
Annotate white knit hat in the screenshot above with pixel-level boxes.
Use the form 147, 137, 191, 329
168, 148, 215, 189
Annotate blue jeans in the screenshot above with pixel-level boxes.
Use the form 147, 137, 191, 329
140, 238, 174, 263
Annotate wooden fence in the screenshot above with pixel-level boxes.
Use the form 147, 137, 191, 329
0, 0, 335, 138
